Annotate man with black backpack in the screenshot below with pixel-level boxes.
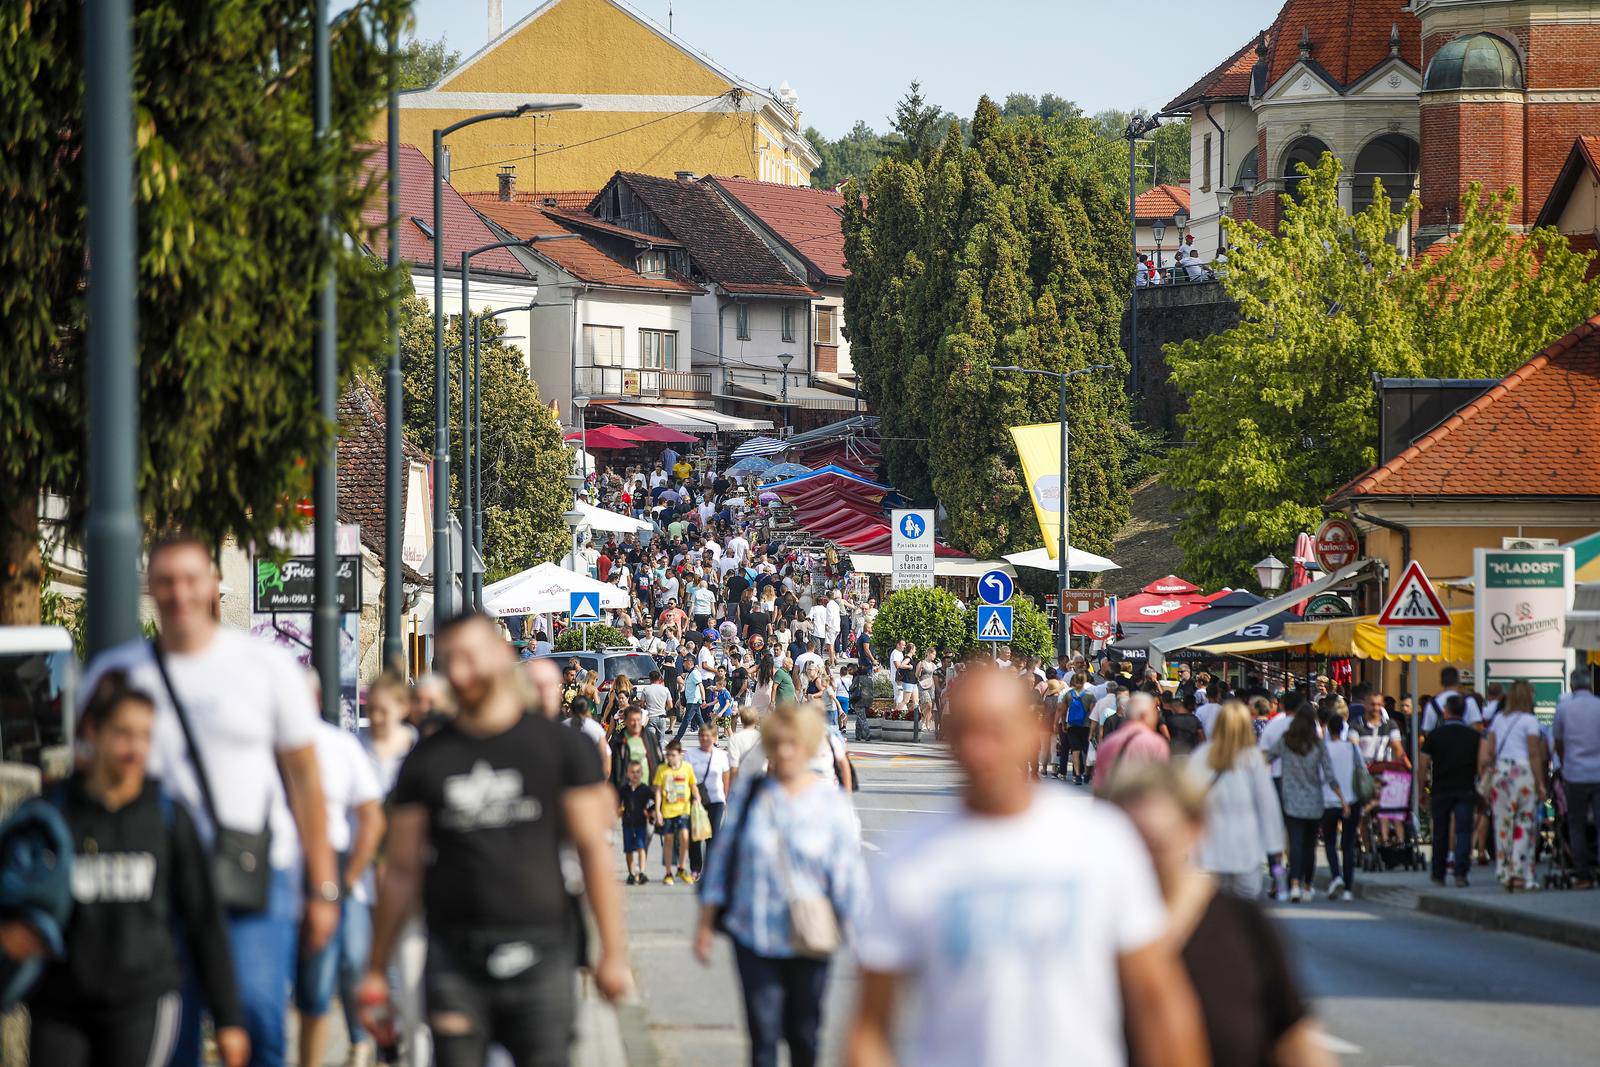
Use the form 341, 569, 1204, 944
1060, 673, 1095, 786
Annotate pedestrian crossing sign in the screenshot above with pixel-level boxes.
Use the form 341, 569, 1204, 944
569, 591, 602, 623
976, 605, 1013, 642
1376, 560, 1449, 627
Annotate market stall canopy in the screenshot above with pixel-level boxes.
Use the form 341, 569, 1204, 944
573, 500, 651, 534
1004, 546, 1121, 574
1128, 590, 1305, 660
766, 465, 893, 495
1148, 559, 1381, 667
1070, 577, 1221, 637
1283, 610, 1476, 663
622, 423, 698, 444
564, 425, 646, 450
482, 562, 629, 619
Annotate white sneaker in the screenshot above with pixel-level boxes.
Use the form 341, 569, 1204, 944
1340, 889, 1354, 901
346, 1041, 376, 1067
1302, 886, 1317, 902
1328, 876, 1345, 897
1289, 886, 1302, 902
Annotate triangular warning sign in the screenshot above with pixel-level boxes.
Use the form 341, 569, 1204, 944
1377, 560, 1449, 626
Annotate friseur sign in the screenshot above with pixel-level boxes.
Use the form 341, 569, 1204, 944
253, 555, 363, 614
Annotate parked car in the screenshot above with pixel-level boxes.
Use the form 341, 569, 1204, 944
0, 625, 78, 767
530, 649, 658, 693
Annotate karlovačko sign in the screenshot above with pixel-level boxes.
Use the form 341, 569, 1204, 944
1313, 517, 1360, 572
1474, 547, 1573, 719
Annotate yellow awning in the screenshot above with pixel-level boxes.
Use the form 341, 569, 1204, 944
1282, 611, 1475, 662
1191, 637, 1308, 655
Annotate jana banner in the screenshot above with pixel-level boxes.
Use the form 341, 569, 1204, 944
1009, 423, 1061, 560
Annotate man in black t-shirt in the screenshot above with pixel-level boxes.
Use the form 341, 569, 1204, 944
1420, 695, 1480, 887
360, 613, 629, 1066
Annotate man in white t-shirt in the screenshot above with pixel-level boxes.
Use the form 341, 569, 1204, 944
79, 534, 339, 1067
726, 533, 750, 565
847, 665, 1204, 1067
296, 720, 387, 1067
1421, 666, 1484, 731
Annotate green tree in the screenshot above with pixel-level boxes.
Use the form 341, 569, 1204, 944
1091, 110, 1190, 196
870, 587, 968, 661
397, 33, 460, 90
1, 0, 405, 623
888, 80, 947, 162
843, 97, 1131, 560
805, 121, 892, 189
395, 293, 569, 581
1166, 155, 1600, 588
554, 623, 624, 652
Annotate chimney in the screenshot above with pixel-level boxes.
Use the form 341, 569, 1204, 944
497, 165, 516, 201
488, 0, 503, 39
675, 170, 699, 182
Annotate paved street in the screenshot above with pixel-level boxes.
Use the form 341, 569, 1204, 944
619, 740, 1600, 1067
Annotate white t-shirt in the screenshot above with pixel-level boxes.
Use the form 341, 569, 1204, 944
684, 745, 732, 803
807, 731, 848, 782
639, 683, 673, 719
856, 790, 1166, 1067
1322, 739, 1358, 807
1488, 710, 1542, 763
727, 535, 750, 563
1258, 713, 1292, 779
727, 727, 766, 775
80, 630, 320, 871
1194, 702, 1222, 736
809, 604, 830, 639
1422, 688, 1483, 731
312, 722, 384, 855
691, 585, 715, 616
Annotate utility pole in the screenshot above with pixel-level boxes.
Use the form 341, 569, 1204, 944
312, 0, 339, 723
84, 0, 143, 655
383, 6, 404, 671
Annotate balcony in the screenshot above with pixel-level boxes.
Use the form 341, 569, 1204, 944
574, 365, 710, 401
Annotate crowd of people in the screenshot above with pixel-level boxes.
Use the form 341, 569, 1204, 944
1135, 233, 1225, 287
0, 436, 1596, 1067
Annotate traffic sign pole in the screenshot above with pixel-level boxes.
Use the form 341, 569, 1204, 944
1376, 559, 1448, 831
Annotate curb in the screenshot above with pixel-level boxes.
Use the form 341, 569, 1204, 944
615, 1000, 662, 1067
1340, 877, 1600, 954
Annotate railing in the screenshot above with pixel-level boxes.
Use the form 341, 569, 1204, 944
574, 365, 710, 400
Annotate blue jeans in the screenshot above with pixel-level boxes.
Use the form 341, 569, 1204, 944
295, 894, 373, 1043
1431, 789, 1477, 881
672, 702, 704, 744
174, 866, 299, 1067
733, 942, 830, 1067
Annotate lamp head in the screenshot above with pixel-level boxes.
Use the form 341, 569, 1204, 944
1172, 207, 1189, 230
1252, 554, 1288, 593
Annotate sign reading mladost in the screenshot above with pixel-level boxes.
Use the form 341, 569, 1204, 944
1474, 547, 1573, 719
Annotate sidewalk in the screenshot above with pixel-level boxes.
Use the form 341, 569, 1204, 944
1317, 860, 1600, 953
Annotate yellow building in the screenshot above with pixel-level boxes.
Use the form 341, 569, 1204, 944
390, 0, 819, 195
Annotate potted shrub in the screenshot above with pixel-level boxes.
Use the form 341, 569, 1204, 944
858, 671, 897, 741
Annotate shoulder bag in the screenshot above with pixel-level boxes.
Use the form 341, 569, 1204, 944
773, 801, 841, 959
1350, 741, 1377, 805
1476, 716, 1516, 801
151, 642, 273, 914
705, 775, 768, 934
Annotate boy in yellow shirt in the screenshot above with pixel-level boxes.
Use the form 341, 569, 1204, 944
653, 740, 698, 884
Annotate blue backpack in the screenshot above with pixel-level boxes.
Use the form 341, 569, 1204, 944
1066, 692, 1089, 727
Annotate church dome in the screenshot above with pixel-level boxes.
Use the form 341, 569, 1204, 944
1424, 33, 1523, 91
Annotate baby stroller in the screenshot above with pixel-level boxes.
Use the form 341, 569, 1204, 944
1539, 777, 1582, 890
1360, 760, 1425, 872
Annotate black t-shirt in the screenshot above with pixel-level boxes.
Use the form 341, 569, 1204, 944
1182, 891, 1307, 1067
1165, 712, 1204, 755
744, 609, 771, 639
1421, 720, 1480, 793
726, 573, 750, 605
618, 781, 655, 827
390, 713, 603, 933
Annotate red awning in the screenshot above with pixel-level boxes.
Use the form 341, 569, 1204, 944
623, 424, 699, 444
565, 425, 646, 450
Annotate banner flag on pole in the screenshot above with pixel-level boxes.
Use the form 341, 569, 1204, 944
1008, 423, 1062, 561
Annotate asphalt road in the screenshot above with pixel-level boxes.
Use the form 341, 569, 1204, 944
621, 740, 1600, 1066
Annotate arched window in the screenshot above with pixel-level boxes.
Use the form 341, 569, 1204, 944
1353, 134, 1420, 213
1281, 137, 1331, 203
1235, 146, 1260, 190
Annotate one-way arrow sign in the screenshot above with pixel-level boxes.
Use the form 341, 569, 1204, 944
1376, 560, 1450, 627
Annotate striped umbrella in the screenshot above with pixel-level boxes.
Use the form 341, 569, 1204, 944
732, 436, 785, 459
761, 462, 814, 481
725, 456, 775, 477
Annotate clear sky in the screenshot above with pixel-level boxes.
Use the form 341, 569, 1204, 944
407, 0, 1276, 138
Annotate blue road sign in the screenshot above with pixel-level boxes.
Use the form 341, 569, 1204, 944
897, 512, 927, 540
569, 590, 602, 623
976, 604, 1013, 642
978, 569, 1014, 605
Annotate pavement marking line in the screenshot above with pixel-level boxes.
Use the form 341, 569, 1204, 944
1318, 1033, 1364, 1054
851, 806, 953, 814
1273, 907, 1381, 921
861, 840, 882, 852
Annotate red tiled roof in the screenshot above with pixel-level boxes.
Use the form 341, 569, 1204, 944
707, 176, 849, 283
1264, 0, 1418, 89
537, 207, 684, 249
1164, 35, 1263, 112
1134, 184, 1191, 221
1331, 314, 1600, 499
358, 144, 529, 277
469, 199, 698, 293
526, 189, 601, 211
605, 172, 817, 298
337, 384, 426, 575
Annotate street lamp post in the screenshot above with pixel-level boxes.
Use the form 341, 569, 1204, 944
84, 0, 142, 656
1214, 187, 1234, 257
311, 0, 339, 723
1152, 218, 1166, 282
383, 7, 404, 670
1172, 207, 1189, 281
431, 102, 579, 649
993, 363, 1115, 660
778, 352, 794, 434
